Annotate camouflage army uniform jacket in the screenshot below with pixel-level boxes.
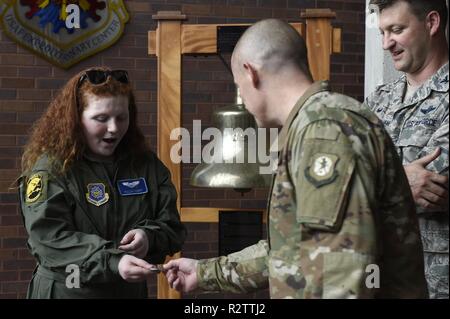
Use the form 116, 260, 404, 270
366, 63, 449, 298
19, 151, 186, 298
197, 81, 428, 298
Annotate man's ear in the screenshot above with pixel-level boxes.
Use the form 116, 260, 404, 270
243, 62, 260, 88
426, 11, 441, 36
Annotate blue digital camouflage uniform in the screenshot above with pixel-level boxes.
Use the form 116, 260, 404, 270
196, 81, 428, 298
19, 151, 186, 298
366, 63, 449, 299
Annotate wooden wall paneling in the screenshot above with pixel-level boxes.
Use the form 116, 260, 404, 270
332, 27, 342, 54
150, 23, 305, 56
153, 11, 186, 300
301, 9, 336, 81
148, 10, 340, 298
180, 207, 267, 223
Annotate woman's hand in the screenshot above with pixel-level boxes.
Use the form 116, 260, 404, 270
118, 229, 149, 259
118, 255, 153, 282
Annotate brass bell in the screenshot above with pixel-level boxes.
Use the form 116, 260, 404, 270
190, 90, 272, 193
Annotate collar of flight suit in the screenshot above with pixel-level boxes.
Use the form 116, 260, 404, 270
274, 80, 330, 152
82, 150, 128, 164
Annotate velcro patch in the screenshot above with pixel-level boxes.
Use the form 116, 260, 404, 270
117, 178, 148, 196
304, 153, 339, 187
86, 183, 109, 206
25, 173, 47, 204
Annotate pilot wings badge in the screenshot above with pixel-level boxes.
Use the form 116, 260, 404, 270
117, 178, 148, 196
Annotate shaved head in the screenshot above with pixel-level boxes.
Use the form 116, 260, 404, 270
232, 19, 312, 80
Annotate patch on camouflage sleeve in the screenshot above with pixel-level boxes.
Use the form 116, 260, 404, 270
304, 153, 339, 187
25, 173, 47, 204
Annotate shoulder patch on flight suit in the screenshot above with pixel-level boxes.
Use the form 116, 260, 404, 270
25, 173, 47, 204
86, 183, 109, 206
305, 153, 339, 187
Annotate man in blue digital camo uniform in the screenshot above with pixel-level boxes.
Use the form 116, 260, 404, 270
366, 0, 449, 298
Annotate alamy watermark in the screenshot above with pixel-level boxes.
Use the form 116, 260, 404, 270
365, 264, 380, 289
64, 262, 380, 289
66, 264, 80, 289
169, 120, 279, 175
65, 4, 81, 29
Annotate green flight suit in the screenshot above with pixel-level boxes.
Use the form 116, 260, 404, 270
19, 151, 186, 298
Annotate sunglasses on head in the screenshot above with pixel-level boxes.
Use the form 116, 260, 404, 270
78, 69, 129, 87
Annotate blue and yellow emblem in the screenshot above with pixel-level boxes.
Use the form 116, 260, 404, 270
0, 0, 129, 68
86, 183, 109, 206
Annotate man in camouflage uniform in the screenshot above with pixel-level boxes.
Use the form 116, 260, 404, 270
164, 19, 428, 298
366, 0, 449, 298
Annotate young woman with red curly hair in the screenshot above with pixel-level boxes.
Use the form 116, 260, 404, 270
19, 67, 186, 298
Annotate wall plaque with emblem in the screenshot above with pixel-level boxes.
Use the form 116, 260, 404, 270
0, 0, 129, 68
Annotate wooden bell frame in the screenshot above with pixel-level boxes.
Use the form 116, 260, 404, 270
148, 9, 341, 299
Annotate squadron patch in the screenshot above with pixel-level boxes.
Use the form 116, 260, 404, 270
305, 153, 339, 187
86, 183, 109, 207
25, 173, 47, 204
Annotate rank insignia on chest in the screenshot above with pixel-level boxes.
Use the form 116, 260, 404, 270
25, 173, 47, 204
86, 183, 109, 206
117, 178, 148, 196
305, 153, 339, 187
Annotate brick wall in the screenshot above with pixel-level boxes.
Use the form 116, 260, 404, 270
0, 0, 366, 299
